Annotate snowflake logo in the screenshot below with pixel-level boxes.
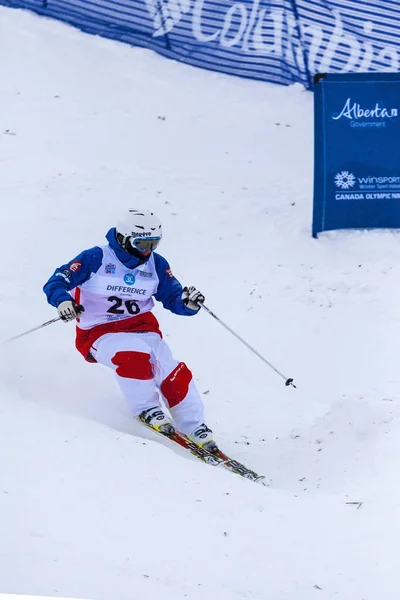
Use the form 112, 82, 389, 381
334, 171, 356, 189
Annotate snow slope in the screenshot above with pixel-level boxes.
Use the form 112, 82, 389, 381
1, 7, 400, 599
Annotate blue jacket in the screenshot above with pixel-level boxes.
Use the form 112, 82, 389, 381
43, 228, 198, 317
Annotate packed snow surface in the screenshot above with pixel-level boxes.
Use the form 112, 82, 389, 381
1, 7, 400, 600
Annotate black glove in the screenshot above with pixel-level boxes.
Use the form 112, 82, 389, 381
182, 286, 205, 311
57, 301, 84, 322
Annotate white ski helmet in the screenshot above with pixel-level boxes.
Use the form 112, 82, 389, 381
116, 209, 163, 255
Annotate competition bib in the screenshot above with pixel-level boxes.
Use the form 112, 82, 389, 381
75, 246, 159, 329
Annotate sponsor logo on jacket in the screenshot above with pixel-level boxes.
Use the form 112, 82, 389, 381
69, 261, 82, 272
105, 263, 116, 274
137, 271, 153, 278
56, 269, 71, 282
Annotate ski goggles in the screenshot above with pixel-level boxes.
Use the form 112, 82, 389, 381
130, 237, 161, 253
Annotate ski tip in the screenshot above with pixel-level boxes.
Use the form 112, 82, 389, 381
255, 476, 268, 486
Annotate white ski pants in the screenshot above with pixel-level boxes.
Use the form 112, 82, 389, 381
91, 332, 205, 434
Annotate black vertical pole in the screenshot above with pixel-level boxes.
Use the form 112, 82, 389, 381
287, 0, 313, 89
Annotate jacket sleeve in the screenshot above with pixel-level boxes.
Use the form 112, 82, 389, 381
153, 254, 199, 316
43, 247, 104, 308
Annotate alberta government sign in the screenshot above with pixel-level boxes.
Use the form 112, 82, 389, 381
313, 72, 400, 236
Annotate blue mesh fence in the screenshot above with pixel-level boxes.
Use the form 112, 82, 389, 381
2, 0, 399, 88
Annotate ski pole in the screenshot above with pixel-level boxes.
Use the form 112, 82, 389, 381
200, 303, 296, 388
6, 305, 84, 343
6, 316, 62, 342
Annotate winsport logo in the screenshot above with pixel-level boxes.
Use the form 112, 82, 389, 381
334, 171, 356, 190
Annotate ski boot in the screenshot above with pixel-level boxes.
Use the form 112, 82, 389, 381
139, 407, 175, 434
189, 424, 218, 453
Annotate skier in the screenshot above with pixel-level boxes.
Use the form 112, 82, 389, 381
43, 209, 217, 451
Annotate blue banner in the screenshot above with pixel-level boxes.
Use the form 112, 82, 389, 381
2, 0, 400, 89
313, 72, 400, 237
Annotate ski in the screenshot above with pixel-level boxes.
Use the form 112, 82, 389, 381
137, 416, 266, 485
137, 416, 223, 466
212, 448, 266, 485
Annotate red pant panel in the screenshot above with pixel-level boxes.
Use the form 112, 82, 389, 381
111, 351, 153, 380
161, 362, 192, 408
